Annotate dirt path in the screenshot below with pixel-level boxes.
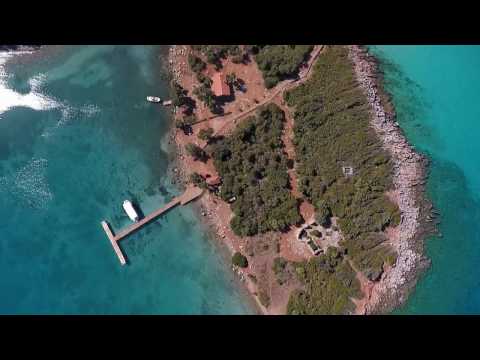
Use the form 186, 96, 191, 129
213, 45, 325, 138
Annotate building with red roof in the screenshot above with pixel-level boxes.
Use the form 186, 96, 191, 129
211, 72, 231, 97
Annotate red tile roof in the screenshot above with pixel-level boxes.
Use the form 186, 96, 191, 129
211, 72, 230, 97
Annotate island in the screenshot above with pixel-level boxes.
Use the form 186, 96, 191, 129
166, 45, 436, 315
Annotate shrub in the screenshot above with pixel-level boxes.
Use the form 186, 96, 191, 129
232, 54, 245, 64
232, 252, 248, 268
183, 114, 197, 125
189, 172, 207, 189
198, 127, 215, 142
258, 291, 271, 308
196, 72, 212, 86
287, 255, 362, 315
254, 45, 313, 88
185, 143, 208, 162
226, 73, 237, 86
188, 54, 206, 74
192, 45, 242, 68
171, 81, 188, 107
272, 257, 288, 276
315, 200, 331, 227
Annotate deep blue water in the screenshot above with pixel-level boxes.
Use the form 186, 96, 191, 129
370, 46, 480, 314
0, 45, 252, 314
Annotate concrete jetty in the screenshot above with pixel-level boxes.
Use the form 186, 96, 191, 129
101, 186, 203, 265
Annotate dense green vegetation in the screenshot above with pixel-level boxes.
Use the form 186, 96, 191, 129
232, 252, 248, 268
210, 104, 302, 236
191, 45, 243, 68
284, 46, 400, 283
192, 83, 218, 113
188, 54, 206, 74
197, 127, 214, 142
272, 257, 294, 285
287, 247, 362, 315
189, 172, 207, 189
185, 143, 208, 162
171, 81, 188, 107
176, 113, 197, 135
253, 45, 313, 88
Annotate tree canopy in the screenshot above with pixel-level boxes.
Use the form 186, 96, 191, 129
284, 46, 400, 282
253, 45, 313, 88
210, 103, 302, 236
185, 143, 208, 162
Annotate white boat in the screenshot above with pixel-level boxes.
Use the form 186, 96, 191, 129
123, 200, 139, 222
146, 96, 161, 103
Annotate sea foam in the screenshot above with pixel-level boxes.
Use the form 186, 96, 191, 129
0, 51, 61, 117
0, 50, 102, 138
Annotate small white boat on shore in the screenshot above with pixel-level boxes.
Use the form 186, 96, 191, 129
123, 200, 139, 222
146, 96, 161, 103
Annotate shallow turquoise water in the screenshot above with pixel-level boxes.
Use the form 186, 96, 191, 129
0, 46, 252, 314
369, 46, 480, 314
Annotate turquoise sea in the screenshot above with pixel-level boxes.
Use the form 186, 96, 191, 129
3, 45, 480, 315
370, 46, 480, 314
0, 45, 252, 314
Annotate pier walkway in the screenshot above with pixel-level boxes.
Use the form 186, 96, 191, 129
101, 185, 203, 265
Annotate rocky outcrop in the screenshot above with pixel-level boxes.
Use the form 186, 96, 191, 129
348, 45, 435, 314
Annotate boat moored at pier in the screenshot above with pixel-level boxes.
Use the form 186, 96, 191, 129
123, 200, 139, 222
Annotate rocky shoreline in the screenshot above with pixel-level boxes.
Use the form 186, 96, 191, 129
348, 45, 437, 314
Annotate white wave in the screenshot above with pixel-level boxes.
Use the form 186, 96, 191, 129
1, 50, 102, 138
0, 51, 61, 117
41, 102, 101, 139
28, 72, 48, 92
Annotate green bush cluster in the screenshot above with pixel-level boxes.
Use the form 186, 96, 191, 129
232, 252, 248, 268
193, 83, 214, 106
191, 45, 242, 68
189, 172, 207, 189
284, 46, 400, 280
171, 81, 188, 107
272, 257, 292, 285
188, 54, 206, 74
185, 143, 208, 162
287, 248, 362, 315
197, 127, 215, 142
253, 45, 314, 88
210, 103, 302, 237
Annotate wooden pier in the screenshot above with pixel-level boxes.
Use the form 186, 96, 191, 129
101, 186, 203, 265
